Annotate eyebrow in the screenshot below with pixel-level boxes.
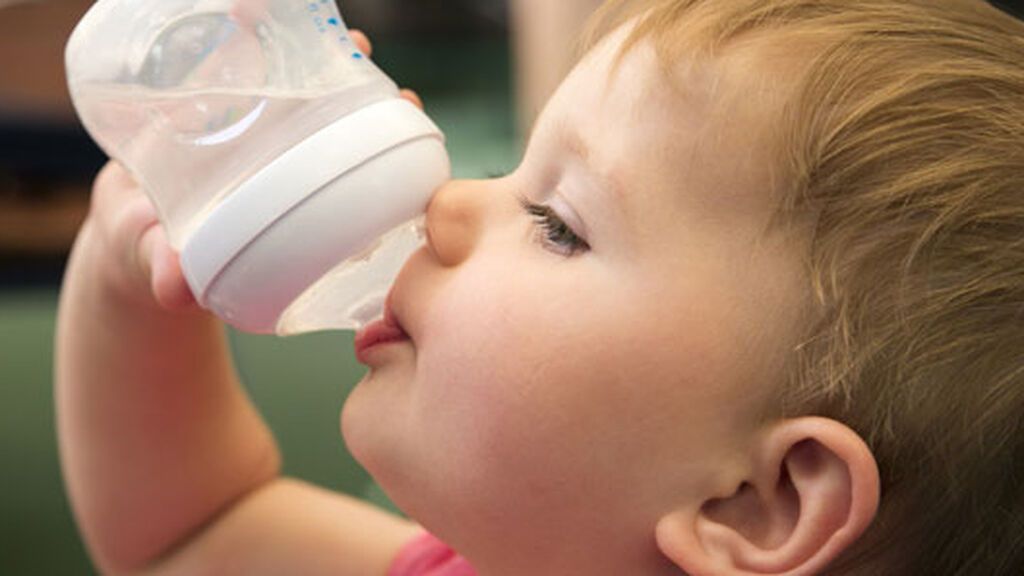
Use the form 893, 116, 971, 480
563, 124, 591, 162
559, 122, 629, 215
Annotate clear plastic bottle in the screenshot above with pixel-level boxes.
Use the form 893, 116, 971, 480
66, 0, 450, 334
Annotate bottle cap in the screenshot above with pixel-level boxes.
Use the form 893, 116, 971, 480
180, 97, 449, 333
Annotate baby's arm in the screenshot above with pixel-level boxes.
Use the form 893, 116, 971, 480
55, 159, 271, 572
56, 163, 418, 575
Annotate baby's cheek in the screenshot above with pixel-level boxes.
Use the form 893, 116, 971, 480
416, 277, 576, 465
418, 279, 539, 424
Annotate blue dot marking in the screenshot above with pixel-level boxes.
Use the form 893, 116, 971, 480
327, 17, 339, 26
352, 52, 363, 59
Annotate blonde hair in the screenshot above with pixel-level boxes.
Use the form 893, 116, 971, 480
585, 1, 1024, 573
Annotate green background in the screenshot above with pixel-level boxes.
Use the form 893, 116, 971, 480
0, 38, 519, 574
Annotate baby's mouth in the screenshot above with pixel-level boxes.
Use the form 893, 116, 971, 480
352, 292, 410, 365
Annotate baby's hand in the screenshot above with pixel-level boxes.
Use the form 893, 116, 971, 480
85, 162, 198, 311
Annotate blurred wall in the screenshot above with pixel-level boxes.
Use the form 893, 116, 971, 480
0, 0, 92, 119
510, 0, 603, 135
0, 0, 97, 263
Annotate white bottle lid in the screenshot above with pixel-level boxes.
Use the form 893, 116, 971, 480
180, 97, 449, 333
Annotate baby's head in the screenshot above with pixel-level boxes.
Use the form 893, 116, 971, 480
343, 1, 1024, 574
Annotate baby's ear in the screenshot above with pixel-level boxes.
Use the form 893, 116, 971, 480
655, 417, 879, 576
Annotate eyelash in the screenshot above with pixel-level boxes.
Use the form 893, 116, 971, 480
517, 195, 590, 257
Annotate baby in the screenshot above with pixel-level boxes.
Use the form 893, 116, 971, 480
56, 0, 1024, 574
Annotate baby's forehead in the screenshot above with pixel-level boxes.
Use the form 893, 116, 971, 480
587, 33, 797, 210
521, 33, 799, 247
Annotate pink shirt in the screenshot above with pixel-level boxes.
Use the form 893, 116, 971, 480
388, 532, 477, 576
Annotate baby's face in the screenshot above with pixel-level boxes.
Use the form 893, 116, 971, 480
343, 27, 809, 571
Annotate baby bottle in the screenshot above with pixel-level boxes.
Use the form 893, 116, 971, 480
65, 0, 450, 334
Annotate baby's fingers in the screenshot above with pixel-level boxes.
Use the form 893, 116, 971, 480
348, 31, 424, 110
349, 30, 372, 57
400, 89, 424, 110
92, 162, 197, 312
91, 162, 143, 225
137, 224, 198, 312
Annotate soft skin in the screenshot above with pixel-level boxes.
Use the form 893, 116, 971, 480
343, 25, 878, 576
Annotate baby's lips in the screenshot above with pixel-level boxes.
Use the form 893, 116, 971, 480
353, 290, 410, 365
352, 319, 409, 365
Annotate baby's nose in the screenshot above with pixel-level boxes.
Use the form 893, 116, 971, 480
424, 179, 487, 267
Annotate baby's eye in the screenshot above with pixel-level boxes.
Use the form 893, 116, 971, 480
518, 196, 590, 257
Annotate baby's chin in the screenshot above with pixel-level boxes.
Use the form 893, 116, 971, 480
340, 376, 389, 463
340, 373, 418, 481
340, 407, 429, 524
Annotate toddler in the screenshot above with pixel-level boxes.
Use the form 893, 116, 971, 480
56, 0, 1024, 574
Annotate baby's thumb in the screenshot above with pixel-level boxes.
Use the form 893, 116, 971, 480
137, 225, 199, 311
